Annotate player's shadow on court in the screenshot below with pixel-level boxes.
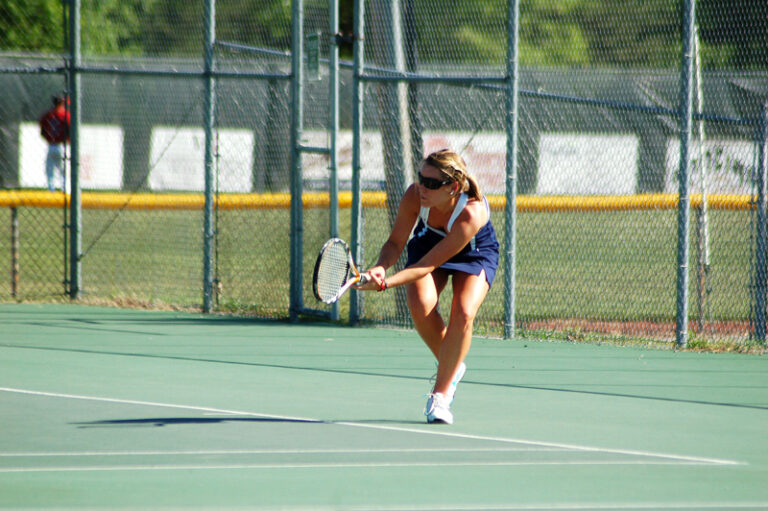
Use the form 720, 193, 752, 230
73, 417, 322, 428
73, 417, 424, 428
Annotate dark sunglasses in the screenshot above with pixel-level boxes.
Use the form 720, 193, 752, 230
418, 172, 451, 190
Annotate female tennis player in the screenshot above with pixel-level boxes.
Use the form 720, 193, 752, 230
357, 149, 499, 424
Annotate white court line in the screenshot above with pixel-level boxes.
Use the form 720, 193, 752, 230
170, 503, 768, 510
0, 459, 721, 474
0, 386, 317, 422
336, 421, 743, 466
0, 447, 558, 457
0, 386, 742, 467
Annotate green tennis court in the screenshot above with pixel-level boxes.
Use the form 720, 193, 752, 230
0, 303, 766, 510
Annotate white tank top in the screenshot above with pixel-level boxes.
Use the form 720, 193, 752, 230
414, 193, 490, 250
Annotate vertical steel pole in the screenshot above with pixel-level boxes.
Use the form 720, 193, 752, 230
329, 0, 341, 320
10, 207, 19, 298
755, 104, 768, 342
202, 0, 216, 313
68, 0, 81, 300
675, 0, 697, 348
349, 0, 365, 324
503, 0, 520, 339
693, 25, 710, 331
404, 0, 423, 174
289, 0, 305, 322
369, 0, 410, 323
369, 0, 408, 219
62, 0, 70, 292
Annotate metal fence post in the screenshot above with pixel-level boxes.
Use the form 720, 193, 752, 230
202, 0, 216, 313
368, 0, 410, 324
289, 0, 305, 322
674, 0, 697, 348
755, 103, 768, 342
329, 0, 341, 321
349, 0, 365, 324
369, 0, 409, 218
503, 0, 521, 339
68, 0, 82, 300
10, 207, 19, 298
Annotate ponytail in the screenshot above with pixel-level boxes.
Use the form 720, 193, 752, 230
464, 174, 483, 200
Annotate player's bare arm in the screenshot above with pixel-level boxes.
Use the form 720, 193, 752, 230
357, 184, 420, 290
373, 199, 487, 290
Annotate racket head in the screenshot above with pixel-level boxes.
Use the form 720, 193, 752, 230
312, 238, 357, 304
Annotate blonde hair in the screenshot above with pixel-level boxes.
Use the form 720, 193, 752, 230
423, 149, 483, 200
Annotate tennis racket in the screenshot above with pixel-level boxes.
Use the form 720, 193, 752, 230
312, 238, 369, 304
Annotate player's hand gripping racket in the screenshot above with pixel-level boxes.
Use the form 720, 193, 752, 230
312, 238, 370, 304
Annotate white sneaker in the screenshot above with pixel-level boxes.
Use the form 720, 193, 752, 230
425, 392, 453, 424
446, 362, 466, 404
429, 362, 466, 404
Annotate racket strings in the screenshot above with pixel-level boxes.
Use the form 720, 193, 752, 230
315, 243, 351, 302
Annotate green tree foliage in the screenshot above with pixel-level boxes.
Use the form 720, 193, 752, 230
698, 0, 768, 70
0, 0, 66, 52
0, 0, 157, 55
573, 0, 680, 68
520, 0, 589, 66
409, 0, 509, 65
0, 0, 764, 70
82, 0, 158, 55
142, 1, 204, 56
141, 0, 292, 56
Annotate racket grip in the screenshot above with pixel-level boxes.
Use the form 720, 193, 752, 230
359, 273, 370, 284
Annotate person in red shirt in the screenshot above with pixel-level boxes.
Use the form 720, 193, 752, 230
39, 95, 70, 191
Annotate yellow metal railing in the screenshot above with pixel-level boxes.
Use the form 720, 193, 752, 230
0, 190, 754, 212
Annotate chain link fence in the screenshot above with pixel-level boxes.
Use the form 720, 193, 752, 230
351, 0, 767, 345
0, 0, 766, 346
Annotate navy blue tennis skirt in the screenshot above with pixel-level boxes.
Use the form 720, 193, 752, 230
406, 219, 500, 286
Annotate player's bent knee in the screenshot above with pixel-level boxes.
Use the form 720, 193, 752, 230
409, 299, 438, 322
406, 286, 437, 318
449, 308, 476, 331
